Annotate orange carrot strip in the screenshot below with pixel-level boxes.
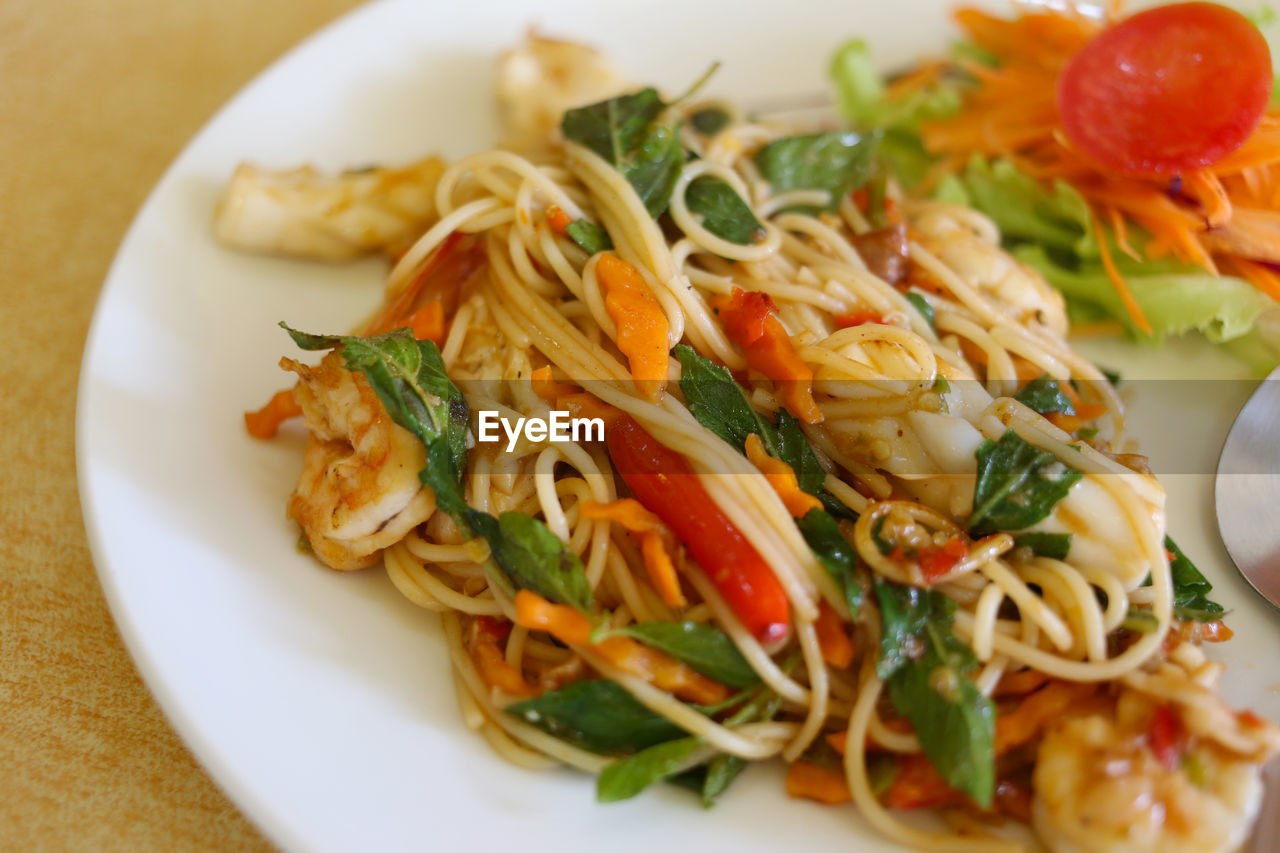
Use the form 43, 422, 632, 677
581, 499, 686, 608
637, 534, 686, 608
530, 365, 575, 403
593, 636, 729, 705
471, 629, 538, 697
883, 754, 966, 810
743, 433, 822, 518
785, 761, 852, 805
596, 254, 669, 400
513, 591, 727, 704
813, 600, 855, 669
1224, 257, 1280, 303
547, 205, 572, 235
401, 300, 445, 344
244, 387, 302, 439
994, 669, 1047, 697
1092, 217, 1153, 336
1184, 170, 1232, 228
515, 590, 593, 645
1106, 205, 1139, 261
995, 681, 1096, 755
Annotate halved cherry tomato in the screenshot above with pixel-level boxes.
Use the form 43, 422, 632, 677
1057, 3, 1272, 176
606, 416, 791, 644
1149, 704, 1188, 770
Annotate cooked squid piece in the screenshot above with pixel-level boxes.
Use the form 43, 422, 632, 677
1034, 643, 1280, 853
213, 157, 445, 261
283, 352, 436, 570
495, 32, 632, 144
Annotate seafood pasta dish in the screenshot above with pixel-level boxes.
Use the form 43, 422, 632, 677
218, 5, 1280, 851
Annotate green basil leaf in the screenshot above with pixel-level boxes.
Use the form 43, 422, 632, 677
1166, 536, 1225, 621
464, 510, 592, 612
562, 88, 684, 218
969, 430, 1082, 535
597, 737, 706, 802
1013, 375, 1075, 416
874, 577, 994, 808
505, 681, 684, 754
690, 106, 731, 136
797, 509, 862, 615
885, 636, 995, 807
620, 621, 760, 689
904, 291, 936, 333
1012, 531, 1073, 560
753, 131, 879, 212
674, 344, 776, 453
774, 410, 826, 496
697, 755, 747, 806
873, 578, 954, 680
685, 175, 765, 245
565, 219, 613, 254
819, 490, 860, 522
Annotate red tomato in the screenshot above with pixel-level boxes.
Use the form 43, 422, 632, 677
1149, 704, 1188, 770
606, 416, 791, 644
1057, 3, 1272, 176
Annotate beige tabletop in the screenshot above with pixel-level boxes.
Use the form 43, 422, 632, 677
1, 1, 363, 848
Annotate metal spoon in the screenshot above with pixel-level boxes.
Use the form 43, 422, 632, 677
1216, 365, 1280, 608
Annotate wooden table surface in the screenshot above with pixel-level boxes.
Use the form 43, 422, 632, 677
1, 1, 362, 848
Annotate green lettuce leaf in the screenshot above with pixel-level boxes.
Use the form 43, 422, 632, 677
942, 156, 1097, 257
1015, 245, 1269, 344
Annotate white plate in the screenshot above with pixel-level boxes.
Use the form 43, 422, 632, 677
77, 1, 1280, 851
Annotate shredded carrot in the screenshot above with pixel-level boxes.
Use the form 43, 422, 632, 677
1184, 170, 1232, 228
595, 254, 669, 400
513, 590, 728, 704
743, 433, 822, 518
920, 6, 1280, 313
1223, 256, 1280, 303
1105, 205, 1139, 261
581, 499, 686, 608
812, 600, 855, 668
530, 365, 575, 403
547, 205, 573, 235
785, 761, 852, 805
713, 288, 824, 424
1092, 216, 1153, 335
244, 387, 302, 439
